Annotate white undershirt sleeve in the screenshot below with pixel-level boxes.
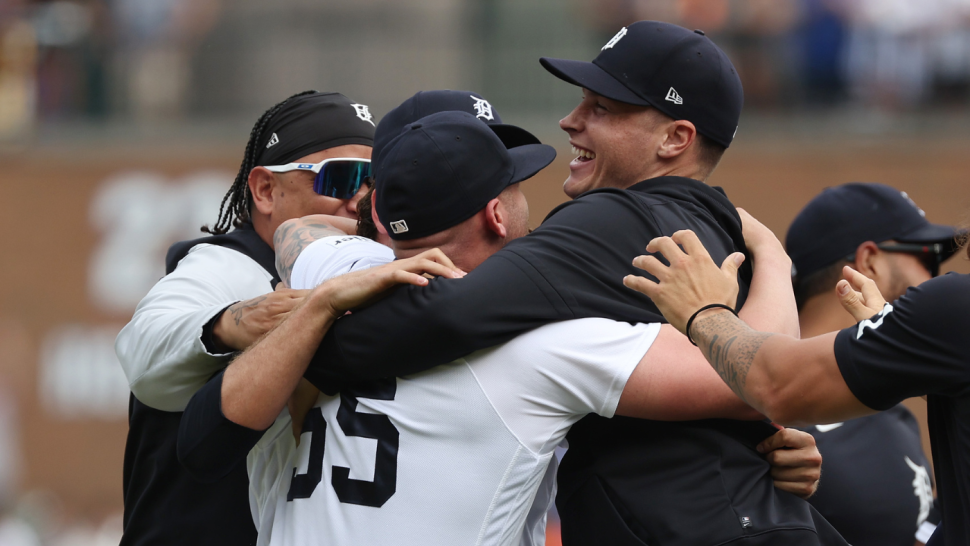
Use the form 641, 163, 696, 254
289, 236, 395, 290
467, 318, 661, 455
115, 244, 274, 411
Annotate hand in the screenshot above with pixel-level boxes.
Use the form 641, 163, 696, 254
737, 208, 786, 259
623, 230, 745, 335
837, 265, 887, 322
213, 286, 310, 351
288, 379, 321, 444
757, 427, 822, 499
311, 248, 464, 318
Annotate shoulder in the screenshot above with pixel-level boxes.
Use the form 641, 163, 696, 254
496, 318, 660, 359
172, 243, 272, 282
291, 236, 393, 290
899, 272, 970, 310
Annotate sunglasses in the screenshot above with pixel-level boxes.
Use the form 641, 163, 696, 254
846, 242, 945, 277
264, 158, 372, 199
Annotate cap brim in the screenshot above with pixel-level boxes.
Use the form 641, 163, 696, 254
490, 123, 541, 148
508, 143, 557, 185
540, 57, 650, 106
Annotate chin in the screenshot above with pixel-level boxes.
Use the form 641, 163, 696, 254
562, 177, 591, 199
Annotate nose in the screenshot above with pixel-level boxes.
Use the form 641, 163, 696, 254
559, 104, 583, 134
346, 183, 368, 214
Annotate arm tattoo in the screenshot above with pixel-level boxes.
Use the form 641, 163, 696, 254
228, 295, 267, 325
691, 311, 775, 404
274, 220, 347, 286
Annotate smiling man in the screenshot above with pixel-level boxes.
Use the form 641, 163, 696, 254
299, 22, 845, 546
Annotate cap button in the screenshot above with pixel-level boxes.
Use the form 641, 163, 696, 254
694, 29, 705, 36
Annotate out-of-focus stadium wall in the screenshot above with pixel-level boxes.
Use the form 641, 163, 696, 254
0, 133, 966, 534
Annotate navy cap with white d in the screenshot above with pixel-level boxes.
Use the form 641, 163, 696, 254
376, 111, 556, 241
786, 182, 960, 279
373, 90, 540, 180
540, 21, 744, 148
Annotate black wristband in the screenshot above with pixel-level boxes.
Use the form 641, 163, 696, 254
685, 303, 738, 346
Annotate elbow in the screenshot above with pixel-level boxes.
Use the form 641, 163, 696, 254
758, 384, 813, 427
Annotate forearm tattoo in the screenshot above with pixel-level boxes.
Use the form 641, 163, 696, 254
274, 220, 346, 286
691, 311, 775, 404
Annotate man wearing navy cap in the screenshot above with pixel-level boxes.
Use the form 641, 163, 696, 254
301, 22, 843, 546
786, 183, 957, 546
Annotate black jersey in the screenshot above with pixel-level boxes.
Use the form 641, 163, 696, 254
121, 223, 276, 546
835, 272, 970, 546
804, 405, 939, 546
306, 177, 846, 545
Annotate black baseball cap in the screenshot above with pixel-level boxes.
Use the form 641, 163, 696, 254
255, 91, 375, 166
540, 21, 743, 148
373, 90, 540, 179
786, 182, 961, 279
376, 111, 556, 241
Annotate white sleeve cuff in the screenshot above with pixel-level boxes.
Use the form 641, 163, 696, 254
916, 520, 938, 543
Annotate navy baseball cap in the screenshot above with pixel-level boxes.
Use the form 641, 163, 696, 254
376, 111, 556, 241
540, 21, 743, 148
787, 182, 961, 279
373, 90, 540, 179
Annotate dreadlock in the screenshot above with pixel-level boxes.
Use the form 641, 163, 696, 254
202, 90, 319, 234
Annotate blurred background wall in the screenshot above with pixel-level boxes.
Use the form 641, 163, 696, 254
0, 0, 969, 544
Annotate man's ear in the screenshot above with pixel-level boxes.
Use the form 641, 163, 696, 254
249, 167, 276, 216
657, 120, 696, 159
852, 241, 881, 277
483, 197, 508, 239
371, 186, 388, 237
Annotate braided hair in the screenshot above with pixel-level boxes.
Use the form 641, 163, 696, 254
202, 90, 318, 234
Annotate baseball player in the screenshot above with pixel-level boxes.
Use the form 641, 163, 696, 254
625, 216, 970, 546
179, 110, 819, 546
301, 22, 843, 545
115, 91, 376, 545
787, 183, 956, 546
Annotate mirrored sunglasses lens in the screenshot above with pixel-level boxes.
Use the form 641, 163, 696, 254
314, 161, 371, 198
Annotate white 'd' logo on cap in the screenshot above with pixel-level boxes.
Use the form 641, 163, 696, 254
665, 87, 684, 105
602, 27, 627, 50
900, 191, 926, 217
266, 133, 280, 148
390, 220, 409, 234
471, 96, 494, 121
352, 103, 375, 126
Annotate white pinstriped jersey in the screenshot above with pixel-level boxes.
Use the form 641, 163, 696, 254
248, 236, 659, 546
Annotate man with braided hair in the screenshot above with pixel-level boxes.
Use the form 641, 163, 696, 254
115, 90, 377, 546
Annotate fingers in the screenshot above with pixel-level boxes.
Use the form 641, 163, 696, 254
631, 254, 667, 279
623, 274, 660, 298
671, 230, 712, 261
757, 427, 813, 453
772, 479, 819, 500
842, 266, 887, 308
398, 256, 464, 280
411, 248, 465, 277
645, 236, 685, 263
836, 279, 877, 322
720, 252, 745, 279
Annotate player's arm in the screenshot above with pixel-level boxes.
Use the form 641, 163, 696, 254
177, 250, 463, 481
273, 214, 355, 287
616, 210, 797, 421
624, 230, 874, 426
304, 193, 691, 393
116, 245, 306, 411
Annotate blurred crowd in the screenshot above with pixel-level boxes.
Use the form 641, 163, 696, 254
592, 0, 970, 110
3, 0, 970, 137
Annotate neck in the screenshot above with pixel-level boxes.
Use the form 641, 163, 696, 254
251, 212, 275, 249
798, 292, 858, 338
626, 161, 708, 188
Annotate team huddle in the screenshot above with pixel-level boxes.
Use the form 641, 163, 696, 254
115, 20, 968, 546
